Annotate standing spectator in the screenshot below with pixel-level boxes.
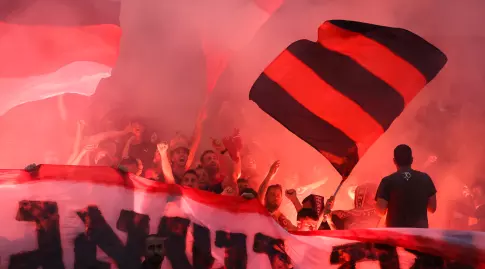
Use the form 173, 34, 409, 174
264, 184, 296, 231
375, 144, 437, 228
199, 131, 241, 194
257, 161, 281, 202
294, 194, 324, 231
199, 149, 227, 193
257, 161, 296, 230
122, 120, 157, 174
375, 144, 440, 268
469, 181, 485, 231
180, 170, 199, 189
168, 134, 191, 184
237, 178, 250, 193
154, 108, 205, 184
195, 166, 210, 190
257, 161, 297, 231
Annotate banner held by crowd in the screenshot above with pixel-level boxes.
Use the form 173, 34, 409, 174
0, 165, 483, 269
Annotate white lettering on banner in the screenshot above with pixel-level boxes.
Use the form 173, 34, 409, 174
0, 167, 483, 269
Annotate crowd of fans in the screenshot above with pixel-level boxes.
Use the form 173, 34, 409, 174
25, 103, 485, 269
49, 112, 358, 232
40, 108, 485, 235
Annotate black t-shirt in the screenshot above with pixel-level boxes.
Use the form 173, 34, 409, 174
128, 142, 157, 172
319, 215, 345, 230
375, 169, 436, 228
207, 182, 224, 194
173, 173, 183, 185
140, 259, 163, 269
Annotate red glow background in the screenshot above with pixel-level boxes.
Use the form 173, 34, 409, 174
0, 0, 484, 228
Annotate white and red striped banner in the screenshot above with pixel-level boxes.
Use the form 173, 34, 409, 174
0, 165, 483, 269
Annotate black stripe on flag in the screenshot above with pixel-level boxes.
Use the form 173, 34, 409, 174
250, 73, 359, 176
286, 39, 405, 130
329, 20, 448, 82
250, 20, 447, 177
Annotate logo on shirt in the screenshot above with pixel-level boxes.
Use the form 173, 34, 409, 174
403, 172, 412, 180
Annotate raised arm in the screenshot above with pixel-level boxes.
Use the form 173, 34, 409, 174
67, 120, 86, 164
222, 129, 243, 181
157, 142, 175, 184
186, 106, 207, 170
122, 136, 136, 159
258, 161, 280, 204
324, 213, 338, 230
211, 136, 241, 191
318, 196, 336, 229
68, 144, 97, 166
230, 151, 242, 182
284, 189, 302, 212
86, 123, 132, 145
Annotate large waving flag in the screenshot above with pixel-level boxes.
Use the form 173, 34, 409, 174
0, 166, 483, 268
0, 0, 121, 116
250, 20, 447, 177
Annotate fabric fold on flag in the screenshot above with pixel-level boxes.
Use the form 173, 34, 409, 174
0, 0, 121, 116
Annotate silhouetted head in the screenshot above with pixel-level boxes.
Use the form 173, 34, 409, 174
237, 178, 250, 192
144, 234, 165, 265
393, 144, 413, 169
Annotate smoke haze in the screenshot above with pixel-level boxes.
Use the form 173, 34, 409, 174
1, 0, 485, 228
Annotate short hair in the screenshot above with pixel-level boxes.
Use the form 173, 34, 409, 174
184, 169, 197, 177
237, 178, 249, 183
297, 208, 319, 221
145, 234, 166, 244
200, 150, 215, 163
267, 184, 282, 194
146, 234, 161, 240
394, 144, 413, 166
120, 157, 138, 166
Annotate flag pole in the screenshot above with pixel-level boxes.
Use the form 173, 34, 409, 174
332, 177, 347, 197
323, 175, 348, 215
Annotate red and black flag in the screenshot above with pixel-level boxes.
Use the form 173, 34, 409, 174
0, 0, 121, 116
249, 20, 447, 177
